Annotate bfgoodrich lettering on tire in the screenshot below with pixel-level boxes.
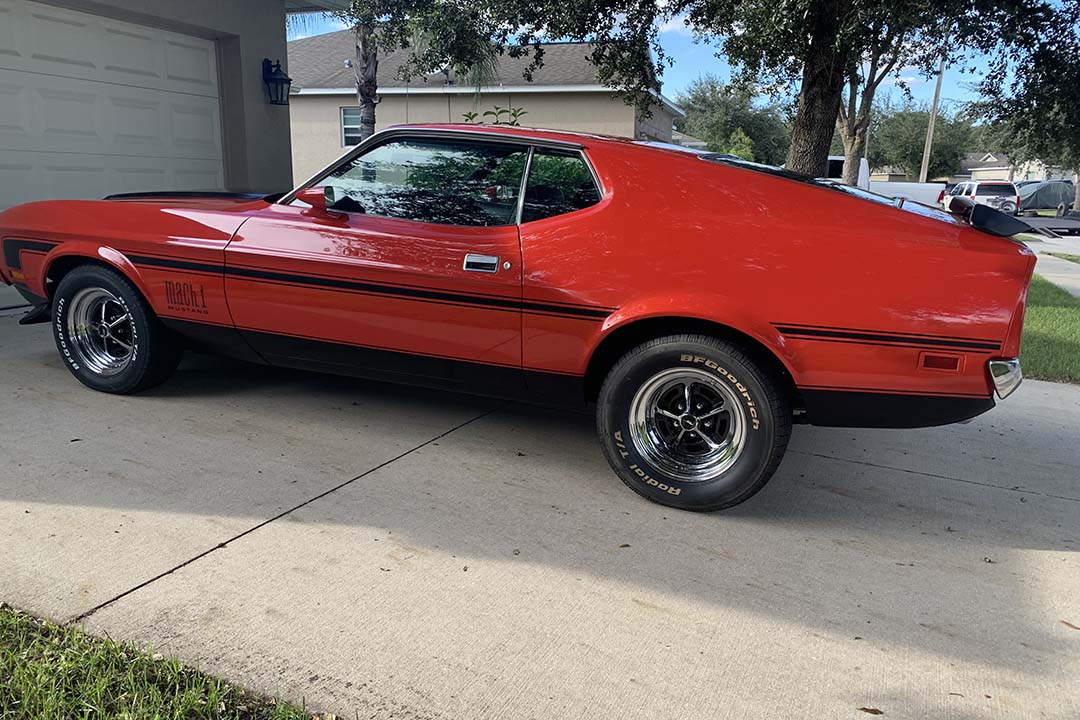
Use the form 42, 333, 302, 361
597, 334, 792, 511
52, 264, 182, 394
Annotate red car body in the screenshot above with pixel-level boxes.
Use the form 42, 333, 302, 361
1, 124, 1035, 428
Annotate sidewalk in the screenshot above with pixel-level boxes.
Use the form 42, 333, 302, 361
1026, 235, 1080, 297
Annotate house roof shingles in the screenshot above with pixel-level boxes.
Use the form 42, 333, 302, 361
288, 31, 604, 90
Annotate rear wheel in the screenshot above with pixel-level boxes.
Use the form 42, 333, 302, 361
52, 264, 182, 393
596, 334, 791, 511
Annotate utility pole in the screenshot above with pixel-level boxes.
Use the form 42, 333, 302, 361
919, 46, 948, 183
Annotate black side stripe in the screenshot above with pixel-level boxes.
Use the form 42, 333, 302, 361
775, 324, 1000, 352
128, 254, 612, 320
128, 255, 225, 275
2, 239, 59, 270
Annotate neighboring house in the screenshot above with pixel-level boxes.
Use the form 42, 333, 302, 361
286, 34, 684, 184
671, 130, 708, 150
869, 166, 909, 182
0, 0, 337, 210
947, 152, 1072, 184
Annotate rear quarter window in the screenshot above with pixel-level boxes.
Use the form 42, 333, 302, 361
976, 184, 1016, 196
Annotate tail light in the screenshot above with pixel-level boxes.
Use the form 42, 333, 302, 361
937, 190, 945, 203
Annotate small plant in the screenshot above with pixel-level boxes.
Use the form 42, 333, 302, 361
462, 105, 527, 126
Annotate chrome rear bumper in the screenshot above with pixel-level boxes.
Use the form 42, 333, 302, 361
988, 358, 1023, 399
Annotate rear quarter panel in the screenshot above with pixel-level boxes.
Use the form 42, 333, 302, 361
521, 141, 1035, 400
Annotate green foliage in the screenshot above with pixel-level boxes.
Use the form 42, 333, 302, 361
722, 128, 755, 161
866, 100, 981, 179
675, 77, 790, 165
462, 106, 528, 125
336, 0, 1079, 176
1021, 275, 1080, 383
482, 106, 528, 126
0, 607, 309, 719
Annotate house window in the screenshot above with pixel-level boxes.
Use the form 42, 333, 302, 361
341, 107, 363, 146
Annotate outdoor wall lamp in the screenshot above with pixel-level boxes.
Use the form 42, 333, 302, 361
262, 58, 292, 106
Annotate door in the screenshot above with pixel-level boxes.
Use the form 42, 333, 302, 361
225, 134, 529, 391
0, 0, 224, 210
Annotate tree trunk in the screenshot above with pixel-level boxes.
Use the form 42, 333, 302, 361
786, 0, 849, 177
839, 128, 866, 186
354, 23, 378, 142
1074, 171, 1080, 213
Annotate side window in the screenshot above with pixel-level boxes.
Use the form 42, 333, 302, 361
318, 139, 528, 227
520, 150, 601, 223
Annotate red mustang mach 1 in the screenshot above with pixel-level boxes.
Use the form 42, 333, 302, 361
0, 125, 1034, 511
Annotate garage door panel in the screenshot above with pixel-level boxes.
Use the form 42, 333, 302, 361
0, 0, 219, 98
0, 70, 223, 160
164, 39, 217, 92
0, 4, 17, 58
2, 150, 225, 204
0, 0, 225, 210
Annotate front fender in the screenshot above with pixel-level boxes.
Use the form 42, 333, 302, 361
40, 241, 153, 301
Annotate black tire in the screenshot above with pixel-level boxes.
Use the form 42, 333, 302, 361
596, 334, 791, 511
52, 264, 182, 393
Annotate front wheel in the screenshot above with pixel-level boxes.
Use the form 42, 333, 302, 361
52, 264, 182, 393
597, 334, 792, 511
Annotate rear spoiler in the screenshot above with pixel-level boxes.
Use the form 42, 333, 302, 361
945, 197, 1045, 238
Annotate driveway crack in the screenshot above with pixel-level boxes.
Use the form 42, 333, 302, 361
68, 403, 504, 625
791, 449, 1080, 502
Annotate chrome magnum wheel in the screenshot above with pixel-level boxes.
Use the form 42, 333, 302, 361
597, 334, 792, 511
67, 287, 136, 376
628, 367, 747, 482
53, 264, 182, 394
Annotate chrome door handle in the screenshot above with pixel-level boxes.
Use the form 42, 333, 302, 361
463, 253, 499, 273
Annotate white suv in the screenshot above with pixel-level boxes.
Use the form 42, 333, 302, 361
942, 181, 1020, 215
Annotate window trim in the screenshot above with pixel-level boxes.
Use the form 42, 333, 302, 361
280, 127, 606, 224
341, 107, 362, 147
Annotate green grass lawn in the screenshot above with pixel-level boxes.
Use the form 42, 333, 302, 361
1016, 233, 1044, 243
1021, 275, 1080, 383
0, 605, 313, 720
1047, 252, 1080, 264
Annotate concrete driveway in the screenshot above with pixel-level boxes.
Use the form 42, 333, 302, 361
2, 312, 1078, 720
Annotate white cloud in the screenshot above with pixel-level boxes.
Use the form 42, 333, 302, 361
658, 14, 695, 36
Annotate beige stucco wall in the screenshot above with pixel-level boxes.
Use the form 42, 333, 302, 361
634, 102, 677, 144
289, 91, 642, 184
49, 0, 293, 193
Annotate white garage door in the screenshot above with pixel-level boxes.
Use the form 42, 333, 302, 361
0, 0, 225, 210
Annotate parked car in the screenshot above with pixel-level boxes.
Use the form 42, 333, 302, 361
1019, 180, 1076, 211
0, 125, 1035, 512
943, 180, 1021, 215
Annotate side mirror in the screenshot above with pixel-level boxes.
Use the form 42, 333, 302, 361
296, 186, 329, 211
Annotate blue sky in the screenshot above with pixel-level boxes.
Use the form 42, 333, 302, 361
287, 15, 980, 107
